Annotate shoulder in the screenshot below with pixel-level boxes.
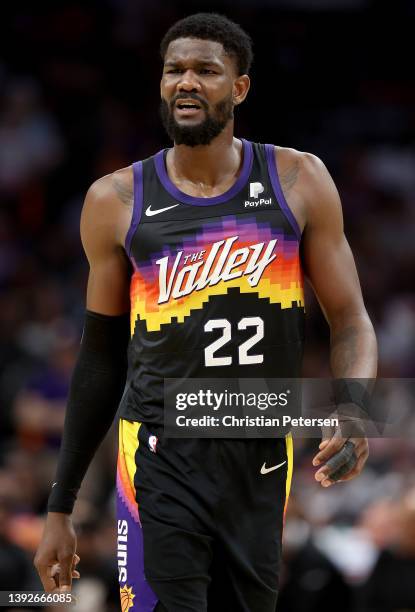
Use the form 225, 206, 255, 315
85, 165, 134, 209
81, 165, 134, 247
273, 146, 330, 193
270, 145, 342, 229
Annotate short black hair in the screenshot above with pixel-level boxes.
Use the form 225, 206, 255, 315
160, 13, 253, 76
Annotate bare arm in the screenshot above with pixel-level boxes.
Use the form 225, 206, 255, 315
299, 153, 377, 377
81, 169, 133, 315
278, 149, 377, 486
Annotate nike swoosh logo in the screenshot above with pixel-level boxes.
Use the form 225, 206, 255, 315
260, 461, 286, 475
145, 203, 180, 217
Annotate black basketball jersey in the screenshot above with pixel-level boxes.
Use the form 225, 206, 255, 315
118, 139, 305, 424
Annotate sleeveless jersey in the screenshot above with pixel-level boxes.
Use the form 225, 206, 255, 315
119, 139, 305, 424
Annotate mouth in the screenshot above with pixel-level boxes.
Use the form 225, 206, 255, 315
174, 99, 204, 118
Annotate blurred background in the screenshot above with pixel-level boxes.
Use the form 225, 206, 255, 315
0, 1, 414, 611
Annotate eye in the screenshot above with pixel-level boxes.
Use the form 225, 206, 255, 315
200, 69, 216, 75
165, 68, 182, 74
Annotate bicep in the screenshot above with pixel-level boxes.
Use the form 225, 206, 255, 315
80, 181, 131, 315
85, 251, 131, 315
301, 159, 365, 323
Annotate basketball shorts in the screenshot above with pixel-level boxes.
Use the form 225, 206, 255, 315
116, 418, 293, 612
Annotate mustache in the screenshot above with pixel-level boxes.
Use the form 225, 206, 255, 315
169, 93, 208, 111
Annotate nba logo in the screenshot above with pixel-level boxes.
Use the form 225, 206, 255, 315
148, 435, 158, 453
249, 182, 264, 198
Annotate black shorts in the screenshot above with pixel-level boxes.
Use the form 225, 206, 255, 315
117, 419, 293, 612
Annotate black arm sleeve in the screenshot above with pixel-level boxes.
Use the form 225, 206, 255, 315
47, 310, 130, 514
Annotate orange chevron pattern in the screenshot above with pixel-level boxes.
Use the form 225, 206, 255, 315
130, 216, 304, 334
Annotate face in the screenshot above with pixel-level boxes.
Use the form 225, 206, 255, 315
160, 38, 250, 147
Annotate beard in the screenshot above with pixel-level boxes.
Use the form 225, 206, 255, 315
160, 93, 234, 147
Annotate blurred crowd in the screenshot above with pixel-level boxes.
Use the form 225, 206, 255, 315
0, 2, 414, 611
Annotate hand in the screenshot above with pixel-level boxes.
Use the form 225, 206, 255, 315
312, 428, 369, 487
34, 512, 80, 593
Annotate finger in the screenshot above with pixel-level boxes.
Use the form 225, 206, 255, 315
313, 436, 337, 464
318, 458, 357, 487
57, 553, 74, 591
72, 570, 80, 579
319, 477, 335, 488
325, 441, 356, 472
49, 563, 60, 578
313, 436, 346, 467
339, 438, 368, 466
328, 454, 357, 481
326, 446, 367, 484
48, 563, 61, 590
315, 441, 356, 481
73, 554, 80, 567
337, 449, 369, 482
37, 564, 59, 593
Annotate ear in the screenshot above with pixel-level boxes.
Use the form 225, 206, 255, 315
233, 75, 250, 106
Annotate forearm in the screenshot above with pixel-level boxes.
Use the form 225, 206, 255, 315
47, 311, 130, 514
329, 311, 377, 378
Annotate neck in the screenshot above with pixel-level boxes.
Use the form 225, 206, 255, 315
167, 122, 243, 188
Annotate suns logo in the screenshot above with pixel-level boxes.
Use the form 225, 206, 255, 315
120, 584, 135, 611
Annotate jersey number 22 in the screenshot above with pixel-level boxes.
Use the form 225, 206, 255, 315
204, 317, 264, 367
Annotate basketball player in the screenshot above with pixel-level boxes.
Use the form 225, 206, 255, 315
34, 13, 377, 612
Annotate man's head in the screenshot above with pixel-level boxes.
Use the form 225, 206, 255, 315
160, 13, 252, 147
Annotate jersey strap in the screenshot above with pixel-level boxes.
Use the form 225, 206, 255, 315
265, 144, 301, 240
125, 161, 144, 255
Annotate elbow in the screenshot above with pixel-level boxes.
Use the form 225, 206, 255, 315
328, 306, 374, 334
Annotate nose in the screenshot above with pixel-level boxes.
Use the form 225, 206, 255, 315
177, 70, 201, 93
